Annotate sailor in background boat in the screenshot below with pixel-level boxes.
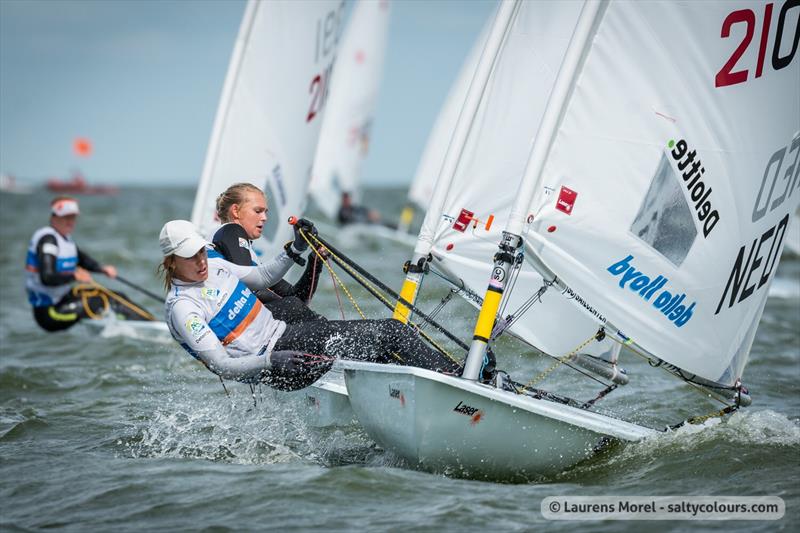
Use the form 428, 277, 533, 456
337, 191, 397, 230
212, 182, 324, 324
25, 197, 152, 331
160, 220, 461, 391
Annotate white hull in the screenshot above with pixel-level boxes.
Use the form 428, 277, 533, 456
81, 318, 173, 344
296, 368, 355, 427
341, 361, 655, 480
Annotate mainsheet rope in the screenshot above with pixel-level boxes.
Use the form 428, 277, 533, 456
299, 229, 460, 364
72, 281, 155, 321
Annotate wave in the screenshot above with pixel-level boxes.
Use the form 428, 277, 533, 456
768, 277, 800, 299
115, 385, 375, 467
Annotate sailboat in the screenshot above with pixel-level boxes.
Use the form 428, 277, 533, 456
310, 0, 389, 219
188, 0, 353, 426
340, 0, 799, 480
192, 0, 345, 253
309, 0, 407, 245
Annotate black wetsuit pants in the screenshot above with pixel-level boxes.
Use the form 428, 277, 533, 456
264, 296, 325, 324
33, 285, 151, 332
273, 318, 462, 374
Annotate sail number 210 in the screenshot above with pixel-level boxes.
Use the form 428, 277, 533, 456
715, 0, 798, 88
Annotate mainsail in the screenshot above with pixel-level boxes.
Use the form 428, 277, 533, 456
310, 0, 391, 220
191, 0, 346, 254
419, 0, 619, 357
407, 20, 488, 211
520, 0, 800, 385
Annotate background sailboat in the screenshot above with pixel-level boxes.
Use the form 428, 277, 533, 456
341, 0, 799, 480
310, 0, 390, 224
191, 0, 345, 256
186, 0, 353, 426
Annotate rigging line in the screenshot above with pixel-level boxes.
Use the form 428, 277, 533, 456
89, 280, 156, 320
329, 266, 346, 320
520, 331, 600, 393
301, 231, 459, 363
303, 233, 367, 319
305, 231, 471, 353
606, 334, 731, 406
421, 290, 455, 329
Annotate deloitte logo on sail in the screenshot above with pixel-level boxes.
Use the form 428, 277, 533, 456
607, 255, 696, 328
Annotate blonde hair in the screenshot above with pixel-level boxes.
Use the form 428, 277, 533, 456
215, 183, 265, 223
157, 255, 178, 292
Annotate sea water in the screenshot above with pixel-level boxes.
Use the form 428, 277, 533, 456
1, 187, 798, 531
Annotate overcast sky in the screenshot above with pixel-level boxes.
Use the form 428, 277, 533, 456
0, 0, 494, 187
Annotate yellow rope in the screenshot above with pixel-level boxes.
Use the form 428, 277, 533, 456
301, 230, 460, 364
301, 234, 367, 320
519, 332, 599, 394
686, 406, 735, 426
73, 281, 156, 321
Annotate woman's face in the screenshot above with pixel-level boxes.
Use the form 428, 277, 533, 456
173, 248, 208, 283
230, 191, 268, 240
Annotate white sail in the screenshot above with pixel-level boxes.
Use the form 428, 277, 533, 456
310, 0, 391, 220
191, 0, 346, 254
523, 0, 800, 385
407, 20, 488, 211
423, 0, 618, 358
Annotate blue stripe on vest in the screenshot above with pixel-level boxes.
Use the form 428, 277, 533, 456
25, 250, 77, 271
207, 248, 224, 260
208, 281, 257, 341
27, 290, 53, 307
56, 257, 78, 272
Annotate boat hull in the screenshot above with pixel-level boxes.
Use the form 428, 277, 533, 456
341, 361, 655, 480
296, 369, 355, 427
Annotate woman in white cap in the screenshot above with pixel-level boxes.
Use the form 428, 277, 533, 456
159, 219, 461, 390
25, 196, 152, 331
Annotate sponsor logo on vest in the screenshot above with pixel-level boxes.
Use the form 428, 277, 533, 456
200, 288, 220, 300
607, 255, 696, 328
227, 288, 252, 321
668, 139, 720, 237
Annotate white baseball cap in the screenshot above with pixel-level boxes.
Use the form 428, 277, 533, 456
51, 198, 80, 217
159, 220, 209, 258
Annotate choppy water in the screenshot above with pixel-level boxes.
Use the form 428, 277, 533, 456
1, 187, 798, 531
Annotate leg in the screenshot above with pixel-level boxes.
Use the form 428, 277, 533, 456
274, 319, 461, 373
264, 296, 325, 324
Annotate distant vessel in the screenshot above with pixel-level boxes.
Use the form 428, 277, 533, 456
0, 174, 34, 194
46, 172, 118, 195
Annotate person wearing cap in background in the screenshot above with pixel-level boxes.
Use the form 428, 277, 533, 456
25, 196, 153, 331
159, 219, 461, 390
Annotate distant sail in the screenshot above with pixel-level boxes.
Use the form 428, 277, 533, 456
192, 0, 346, 253
407, 19, 488, 211
310, 0, 391, 220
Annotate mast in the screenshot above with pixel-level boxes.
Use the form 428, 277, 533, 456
462, 0, 607, 380
392, 0, 520, 322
